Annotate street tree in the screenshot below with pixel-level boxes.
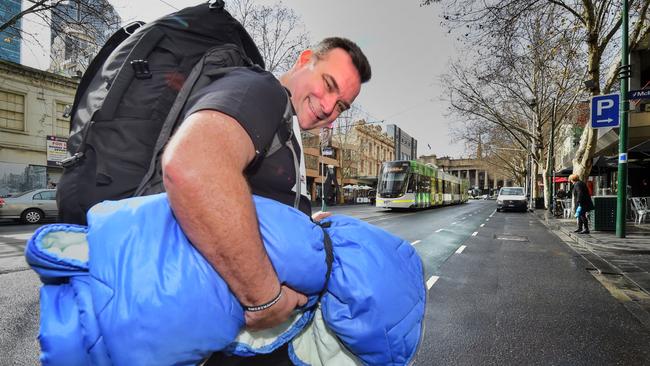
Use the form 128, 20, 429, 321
425, 0, 650, 180
227, 0, 310, 74
443, 7, 583, 204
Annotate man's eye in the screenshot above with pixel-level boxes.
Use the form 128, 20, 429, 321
325, 79, 332, 91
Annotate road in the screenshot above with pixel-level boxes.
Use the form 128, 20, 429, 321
0, 223, 41, 366
2, 200, 649, 365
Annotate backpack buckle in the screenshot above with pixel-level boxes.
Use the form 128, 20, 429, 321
59, 152, 85, 168
208, 0, 225, 9
130, 59, 152, 79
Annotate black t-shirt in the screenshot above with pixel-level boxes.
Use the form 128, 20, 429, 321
182, 66, 311, 216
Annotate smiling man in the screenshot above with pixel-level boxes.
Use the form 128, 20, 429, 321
162, 37, 371, 365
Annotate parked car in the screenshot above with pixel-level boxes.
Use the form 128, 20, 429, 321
496, 187, 528, 212
0, 189, 58, 224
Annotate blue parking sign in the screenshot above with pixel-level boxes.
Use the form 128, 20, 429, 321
591, 94, 620, 128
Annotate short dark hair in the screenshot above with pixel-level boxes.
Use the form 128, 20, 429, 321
313, 37, 371, 83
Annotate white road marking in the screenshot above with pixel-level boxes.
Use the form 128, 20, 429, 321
472, 231, 478, 236
486, 218, 490, 221
435, 229, 443, 233
411, 240, 421, 245
1, 233, 33, 240
480, 223, 485, 227
426, 276, 439, 289
455, 245, 466, 254
451, 222, 457, 225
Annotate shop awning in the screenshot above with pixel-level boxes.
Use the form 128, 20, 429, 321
553, 177, 568, 183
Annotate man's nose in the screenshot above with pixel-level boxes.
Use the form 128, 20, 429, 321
321, 93, 338, 116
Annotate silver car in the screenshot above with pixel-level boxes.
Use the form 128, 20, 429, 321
0, 189, 58, 224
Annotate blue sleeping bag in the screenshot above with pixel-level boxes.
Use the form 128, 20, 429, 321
26, 193, 426, 365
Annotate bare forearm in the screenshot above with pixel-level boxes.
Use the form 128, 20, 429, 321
165, 171, 280, 305
162, 111, 280, 306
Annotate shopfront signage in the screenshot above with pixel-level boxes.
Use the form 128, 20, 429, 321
46, 135, 69, 167
628, 89, 650, 100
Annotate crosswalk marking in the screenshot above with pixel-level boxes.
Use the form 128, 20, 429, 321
471, 231, 478, 236
480, 223, 485, 227
455, 245, 466, 254
435, 228, 443, 233
411, 240, 421, 246
426, 276, 439, 289
1, 233, 33, 241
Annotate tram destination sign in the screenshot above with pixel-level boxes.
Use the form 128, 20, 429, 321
628, 89, 650, 100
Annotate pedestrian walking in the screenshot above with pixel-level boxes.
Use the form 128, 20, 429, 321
569, 174, 594, 234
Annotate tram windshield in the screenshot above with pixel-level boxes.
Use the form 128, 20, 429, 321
378, 162, 410, 198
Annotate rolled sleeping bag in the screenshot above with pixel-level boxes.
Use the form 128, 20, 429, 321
26, 193, 425, 365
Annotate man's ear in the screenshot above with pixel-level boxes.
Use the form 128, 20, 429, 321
296, 49, 314, 67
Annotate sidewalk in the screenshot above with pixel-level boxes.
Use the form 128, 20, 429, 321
537, 210, 650, 324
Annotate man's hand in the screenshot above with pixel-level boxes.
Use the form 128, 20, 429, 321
245, 285, 308, 331
311, 211, 332, 222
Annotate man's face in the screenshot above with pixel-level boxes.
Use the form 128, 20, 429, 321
287, 48, 362, 130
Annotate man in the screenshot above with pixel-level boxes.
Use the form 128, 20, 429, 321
161, 37, 371, 364
569, 174, 593, 234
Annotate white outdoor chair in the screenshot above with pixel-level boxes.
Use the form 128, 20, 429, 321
560, 200, 572, 219
630, 197, 649, 224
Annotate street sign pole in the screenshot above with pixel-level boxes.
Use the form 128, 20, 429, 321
616, 0, 629, 238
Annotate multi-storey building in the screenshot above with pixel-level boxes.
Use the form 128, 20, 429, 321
49, 0, 121, 77
301, 120, 395, 204
386, 124, 417, 160
0, 0, 22, 63
351, 122, 394, 185
0, 60, 77, 196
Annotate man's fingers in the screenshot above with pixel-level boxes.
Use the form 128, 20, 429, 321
311, 211, 332, 222
296, 293, 308, 307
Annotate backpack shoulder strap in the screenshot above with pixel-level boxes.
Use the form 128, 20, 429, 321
264, 91, 294, 158
265, 90, 302, 209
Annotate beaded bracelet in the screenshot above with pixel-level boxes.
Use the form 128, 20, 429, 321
243, 288, 283, 312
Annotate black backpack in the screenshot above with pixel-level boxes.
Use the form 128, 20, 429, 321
57, 0, 296, 225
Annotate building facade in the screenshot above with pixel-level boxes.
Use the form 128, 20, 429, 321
386, 124, 417, 161
419, 154, 517, 195
302, 121, 395, 204
351, 122, 394, 185
0, 0, 22, 63
0, 60, 77, 196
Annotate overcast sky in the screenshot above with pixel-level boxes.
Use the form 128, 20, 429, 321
109, 1, 466, 157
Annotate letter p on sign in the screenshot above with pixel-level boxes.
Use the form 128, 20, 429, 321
596, 99, 614, 115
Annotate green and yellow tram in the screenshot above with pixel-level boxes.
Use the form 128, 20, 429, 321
375, 160, 469, 209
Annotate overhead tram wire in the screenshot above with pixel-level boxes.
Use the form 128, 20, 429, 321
156, 0, 179, 11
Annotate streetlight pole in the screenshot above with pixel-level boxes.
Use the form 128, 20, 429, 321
528, 98, 538, 211
548, 98, 557, 214
616, 0, 630, 238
